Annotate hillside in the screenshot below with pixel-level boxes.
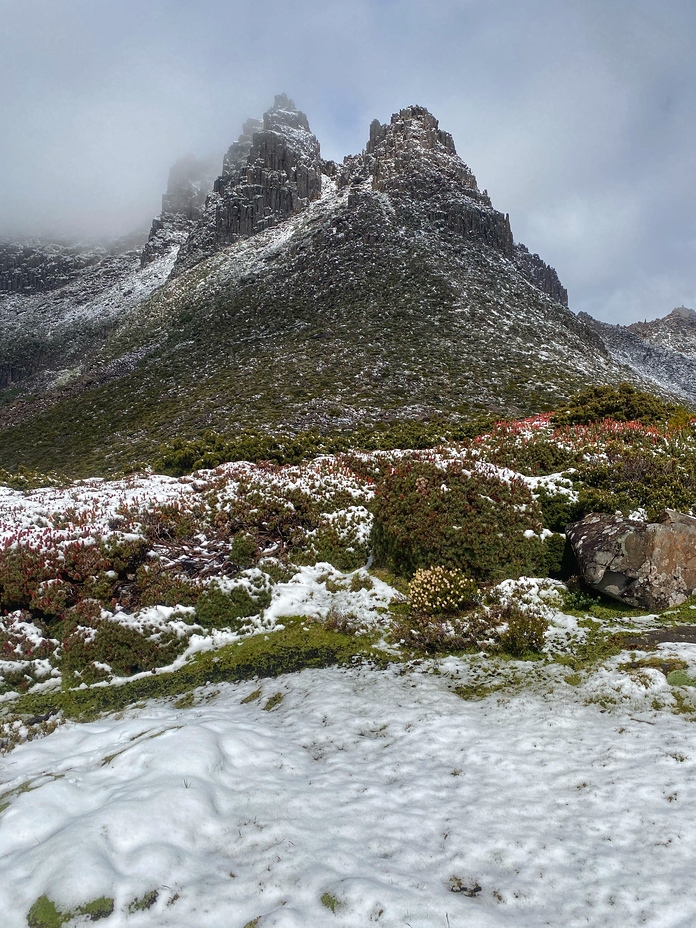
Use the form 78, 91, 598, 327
0, 97, 641, 478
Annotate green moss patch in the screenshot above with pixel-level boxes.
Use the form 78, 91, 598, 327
7, 619, 389, 723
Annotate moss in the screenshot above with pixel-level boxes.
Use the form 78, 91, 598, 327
553, 620, 627, 672
320, 892, 345, 913
27, 895, 114, 928
263, 692, 284, 711
561, 587, 646, 622
6, 619, 389, 723
667, 670, 696, 687
241, 687, 262, 704
128, 890, 158, 913
27, 896, 65, 928
78, 897, 114, 920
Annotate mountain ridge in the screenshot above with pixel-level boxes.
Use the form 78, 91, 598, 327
0, 96, 693, 475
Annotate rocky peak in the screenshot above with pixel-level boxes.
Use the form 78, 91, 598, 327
141, 153, 218, 266
263, 93, 311, 132
627, 305, 696, 358
361, 105, 479, 196
174, 95, 323, 273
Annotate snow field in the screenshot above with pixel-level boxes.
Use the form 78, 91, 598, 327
2, 665, 696, 927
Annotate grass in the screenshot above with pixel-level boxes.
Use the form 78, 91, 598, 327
320, 892, 345, 913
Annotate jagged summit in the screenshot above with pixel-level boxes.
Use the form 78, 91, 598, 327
3, 95, 685, 475
346, 104, 482, 200
174, 94, 322, 273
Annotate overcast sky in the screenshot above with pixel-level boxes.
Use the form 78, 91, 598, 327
1, 0, 694, 324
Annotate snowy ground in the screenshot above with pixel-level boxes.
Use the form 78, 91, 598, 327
2, 662, 696, 928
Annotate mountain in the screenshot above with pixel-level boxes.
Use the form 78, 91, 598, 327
580, 308, 696, 407
628, 306, 696, 358
0, 95, 686, 477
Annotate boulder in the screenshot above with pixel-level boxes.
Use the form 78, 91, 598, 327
566, 509, 696, 611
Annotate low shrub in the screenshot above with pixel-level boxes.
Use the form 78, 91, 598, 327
553, 383, 687, 427
194, 579, 271, 630
409, 567, 479, 615
371, 460, 547, 581
494, 602, 548, 656
391, 607, 494, 654
61, 613, 187, 684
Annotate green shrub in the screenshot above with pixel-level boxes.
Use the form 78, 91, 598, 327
409, 567, 479, 615
61, 614, 187, 684
229, 532, 258, 568
194, 579, 271, 630
495, 603, 548, 656
553, 383, 687, 427
371, 460, 546, 581
136, 561, 199, 608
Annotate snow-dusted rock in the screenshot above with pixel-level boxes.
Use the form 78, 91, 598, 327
567, 509, 696, 610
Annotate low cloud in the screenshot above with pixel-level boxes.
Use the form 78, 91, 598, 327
0, 0, 693, 324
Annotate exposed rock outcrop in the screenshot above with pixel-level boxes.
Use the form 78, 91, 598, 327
514, 243, 568, 306
0, 241, 105, 295
567, 509, 696, 611
338, 105, 515, 259
141, 154, 218, 266
174, 95, 323, 273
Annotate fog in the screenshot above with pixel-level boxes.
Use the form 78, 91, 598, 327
1, 0, 694, 323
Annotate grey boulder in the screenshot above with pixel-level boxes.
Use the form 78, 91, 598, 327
566, 509, 696, 611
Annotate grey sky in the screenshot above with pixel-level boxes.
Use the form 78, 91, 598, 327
1, 0, 694, 324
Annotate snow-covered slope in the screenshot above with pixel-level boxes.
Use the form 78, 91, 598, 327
3, 665, 696, 927
580, 312, 696, 407
628, 306, 696, 358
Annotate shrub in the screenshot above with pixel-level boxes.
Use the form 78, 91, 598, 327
61, 613, 187, 684
494, 603, 548, 656
229, 532, 258, 568
136, 561, 199, 608
390, 607, 494, 654
409, 567, 479, 615
553, 383, 686, 427
371, 460, 546, 581
194, 579, 271, 630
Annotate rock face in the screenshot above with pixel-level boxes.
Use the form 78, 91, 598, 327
174, 94, 323, 273
340, 106, 513, 256
514, 243, 568, 306
0, 241, 105, 295
336, 105, 565, 302
141, 154, 218, 266
567, 510, 696, 610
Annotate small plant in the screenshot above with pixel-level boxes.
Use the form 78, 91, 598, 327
194, 579, 271, 630
495, 602, 548, 656
409, 567, 479, 615
320, 892, 345, 913
128, 890, 158, 913
349, 572, 373, 592
263, 692, 284, 711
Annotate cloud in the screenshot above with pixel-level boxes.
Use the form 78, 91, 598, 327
0, 0, 694, 324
